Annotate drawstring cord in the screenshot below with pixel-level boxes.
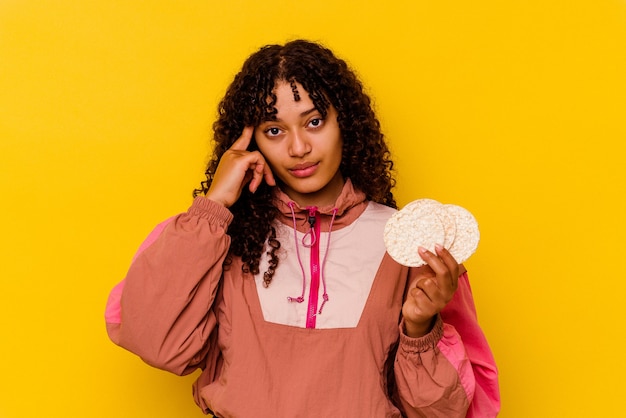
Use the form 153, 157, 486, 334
303, 207, 317, 247
286, 202, 338, 316
287, 202, 306, 303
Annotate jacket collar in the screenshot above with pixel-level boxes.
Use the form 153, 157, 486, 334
272, 178, 369, 232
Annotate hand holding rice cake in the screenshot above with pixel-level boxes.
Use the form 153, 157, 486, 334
383, 198, 480, 267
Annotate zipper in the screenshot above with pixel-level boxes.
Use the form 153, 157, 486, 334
305, 207, 320, 328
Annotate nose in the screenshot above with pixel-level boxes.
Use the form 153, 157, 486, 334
288, 129, 311, 157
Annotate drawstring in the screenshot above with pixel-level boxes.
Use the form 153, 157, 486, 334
287, 202, 306, 303
286, 202, 338, 316
302, 207, 317, 247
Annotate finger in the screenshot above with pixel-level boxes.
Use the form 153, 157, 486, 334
434, 244, 460, 289
418, 246, 457, 292
407, 284, 436, 316
434, 244, 459, 272
247, 153, 276, 193
413, 278, 436, 302
248, 160, 267, 193
418, 246, 446, 273
230, 126, 254, 151
419, 245, 458, 275
262, 160, 276, 186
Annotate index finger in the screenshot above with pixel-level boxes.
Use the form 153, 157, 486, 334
435, 245, 459, 271
435, 245, 460, 290
230, 126, 254, 151
418, 245, 460, 288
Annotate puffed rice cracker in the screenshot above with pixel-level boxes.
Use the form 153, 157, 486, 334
384, 199, 479, 266
383, 200, 446, 267
444, 204, 480, 264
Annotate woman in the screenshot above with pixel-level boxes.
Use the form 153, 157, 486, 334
105, 39, 500, 417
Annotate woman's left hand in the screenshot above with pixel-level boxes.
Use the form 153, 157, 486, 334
402, 244, 459, 338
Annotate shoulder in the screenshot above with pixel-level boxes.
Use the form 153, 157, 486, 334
364, 201, 397, 218
351, 201, 396, 231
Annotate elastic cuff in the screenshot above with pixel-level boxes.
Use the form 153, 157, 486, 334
188, 196, 234, 227
398, 315, 444, 353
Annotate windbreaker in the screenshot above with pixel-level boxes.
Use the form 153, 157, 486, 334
105, 179, 500, 417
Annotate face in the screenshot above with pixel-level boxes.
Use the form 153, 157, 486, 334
254, 81, 344, 208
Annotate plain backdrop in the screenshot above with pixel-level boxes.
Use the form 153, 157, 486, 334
1, 1, 625, 417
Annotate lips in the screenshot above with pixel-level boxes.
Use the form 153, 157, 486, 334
289, 162, 319, 178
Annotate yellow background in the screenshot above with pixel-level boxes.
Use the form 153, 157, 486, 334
1, 1, 625, 417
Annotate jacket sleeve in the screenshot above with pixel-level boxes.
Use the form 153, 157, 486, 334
394, 271, 500, 418
440, 271, 501, 418
104, 197, 233, 376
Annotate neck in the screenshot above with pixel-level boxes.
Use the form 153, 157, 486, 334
283, 174, 345, 208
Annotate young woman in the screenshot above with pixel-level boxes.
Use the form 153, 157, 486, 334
105, 39, 500, 417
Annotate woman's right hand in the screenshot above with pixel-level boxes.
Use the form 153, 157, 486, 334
204, 126, 276, 208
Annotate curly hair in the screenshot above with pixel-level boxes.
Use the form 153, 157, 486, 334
193, 39, 397, 286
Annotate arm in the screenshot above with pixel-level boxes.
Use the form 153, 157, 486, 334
394, 271, 500, 418
440, 271, 501, 418
104, 197, 233, 376
394, 316, 472, 418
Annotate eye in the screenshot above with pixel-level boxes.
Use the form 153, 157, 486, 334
264, 127, 282, 137
308, 118, 324, 129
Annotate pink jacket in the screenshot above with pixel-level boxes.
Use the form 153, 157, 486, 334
105, 180, 499, 417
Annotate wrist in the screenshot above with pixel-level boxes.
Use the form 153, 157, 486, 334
203, 191, 229, 208
403, 316, 436, 338
398, 316, 444, 353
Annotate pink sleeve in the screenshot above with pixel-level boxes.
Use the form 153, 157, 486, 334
104, 197, 233, 376
440, 271, 501, 417
395, 316, 473, 417
104, 216, 175, 325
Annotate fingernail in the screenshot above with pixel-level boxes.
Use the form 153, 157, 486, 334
435, 244, 443, 252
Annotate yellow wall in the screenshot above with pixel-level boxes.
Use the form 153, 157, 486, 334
1, 1, 625, 416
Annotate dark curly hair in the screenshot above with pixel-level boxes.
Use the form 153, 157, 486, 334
193, 39, 397, 286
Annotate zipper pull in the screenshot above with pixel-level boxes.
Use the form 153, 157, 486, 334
303, 206, 318, 247
307, 207, 317, 227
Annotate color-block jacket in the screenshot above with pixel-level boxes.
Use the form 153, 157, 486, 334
105, 180, 500, 417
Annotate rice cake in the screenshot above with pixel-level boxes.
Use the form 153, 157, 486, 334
444, 204, 480, 264
384, 199, 479, 267
383, 200, 446, 267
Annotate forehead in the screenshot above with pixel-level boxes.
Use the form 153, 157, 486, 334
271, 83, 317, 122
257, 78, 330, 123
257, 81, 317, 122
273, 81, 309, 106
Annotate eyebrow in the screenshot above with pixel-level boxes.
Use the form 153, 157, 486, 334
298, 107, 318, 117
262, 107, 319, 123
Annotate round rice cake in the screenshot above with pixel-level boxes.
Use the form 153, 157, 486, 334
444, 204, 480, 264
383, 199, 446, 267
402, 199, 456, 247
433, 201, 457, 249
